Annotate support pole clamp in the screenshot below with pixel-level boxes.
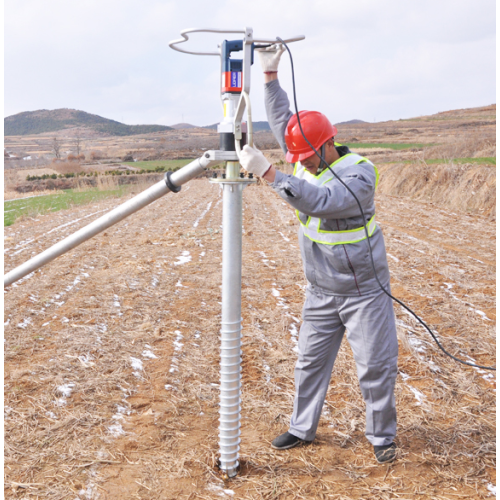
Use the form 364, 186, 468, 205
165, 171, 182, 193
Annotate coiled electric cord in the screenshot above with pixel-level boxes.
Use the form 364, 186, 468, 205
276, 37, 495, 371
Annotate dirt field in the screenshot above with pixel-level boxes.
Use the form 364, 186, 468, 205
4, 175, 495, 498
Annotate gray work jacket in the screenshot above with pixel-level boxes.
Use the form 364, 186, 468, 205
265, 79, 391, 296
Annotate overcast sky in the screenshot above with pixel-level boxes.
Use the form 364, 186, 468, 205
4, 0, 496, 127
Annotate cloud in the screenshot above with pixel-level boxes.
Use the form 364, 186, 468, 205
5, 0, 495, 126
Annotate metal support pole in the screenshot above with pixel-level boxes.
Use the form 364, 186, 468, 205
4, 156, 215, 287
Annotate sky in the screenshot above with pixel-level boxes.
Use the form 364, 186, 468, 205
4, 0, 496, 127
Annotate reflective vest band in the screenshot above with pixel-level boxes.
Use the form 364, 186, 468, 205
301, 214, 377, 245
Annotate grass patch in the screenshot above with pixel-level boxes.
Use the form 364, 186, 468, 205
4, 187, 129, 226
123, 159, 196, 171
344, 142, 431, 150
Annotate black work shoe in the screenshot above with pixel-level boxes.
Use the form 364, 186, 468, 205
374, 443, 397, 464
271, 431, 305, 450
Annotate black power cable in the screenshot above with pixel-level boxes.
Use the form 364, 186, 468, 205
275, 37, 495, 372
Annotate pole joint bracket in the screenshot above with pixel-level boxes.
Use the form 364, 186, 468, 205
165, 171, 182, 193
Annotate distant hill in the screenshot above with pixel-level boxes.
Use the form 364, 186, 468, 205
335, 119, 367, 125
170, 123, 198, 129
4, 109, 173, 136
203, 121, 271, 132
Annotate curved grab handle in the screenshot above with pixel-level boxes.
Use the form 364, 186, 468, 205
169, 28, 305, 56
253, 35, 305, 44
169, 28, 246, 56
235, 91, 253, 158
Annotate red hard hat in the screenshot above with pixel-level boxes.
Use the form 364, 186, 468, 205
285, 111, 338, 163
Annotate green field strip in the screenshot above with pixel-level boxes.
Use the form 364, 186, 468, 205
123, 159, 196, 171
343, 143, 432, 150
4, 187, 129, 227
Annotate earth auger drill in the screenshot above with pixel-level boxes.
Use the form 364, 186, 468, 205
4, 27, 305, 478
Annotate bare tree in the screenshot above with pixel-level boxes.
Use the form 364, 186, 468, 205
52, 137, 61, 159
74, 135, 82, 156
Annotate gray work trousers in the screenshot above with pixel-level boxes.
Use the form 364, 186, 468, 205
289, 285, 398, 446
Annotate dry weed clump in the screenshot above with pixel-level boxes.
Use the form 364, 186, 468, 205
4, 168, 22, 192
4, 188, 66, 200
377, 161, 495, 217
95, 174, 120, 191
424, 131, 496, 160
51, 160, 86, 174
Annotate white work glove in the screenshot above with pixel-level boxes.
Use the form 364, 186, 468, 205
239, 145, 272, 177
256, 44, 285, 73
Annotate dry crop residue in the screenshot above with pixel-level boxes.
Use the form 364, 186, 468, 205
4, 179, 495, 499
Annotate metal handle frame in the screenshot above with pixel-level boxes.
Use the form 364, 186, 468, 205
168, 27, 305, 56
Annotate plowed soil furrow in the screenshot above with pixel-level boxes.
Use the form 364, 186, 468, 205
4, 180, 495, 499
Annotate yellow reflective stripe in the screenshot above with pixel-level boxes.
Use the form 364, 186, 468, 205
303, 233, 372, 246
355, 157, 379, 190
318, 153, 356, 177
292, 154, 379, 238
297, 153, 362, 181
295, 208, 310, 226
317, 214, 376, 234
301, 215, 377, 245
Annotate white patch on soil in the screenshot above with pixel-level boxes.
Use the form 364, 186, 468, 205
466, 356, 496, 384
387, 253, 399, 262
264, 364, 271, 383
442, 283, 490, 320
45, 209, 108, 236
408, 385, 426, 405
66, 276, 81, 292
113, 294, 123, 317
193, 201, 212, 228
56, 382, 75, 406
168, 331, 184, 375
107, 423, 125, 437
17, 318, 32, 329
130, 357, 143, 378
174, 251, 192, 266
475, 309, 491, 321
207, 482, 235, 497
173, 330, 184, 352
10, 271, 35, 287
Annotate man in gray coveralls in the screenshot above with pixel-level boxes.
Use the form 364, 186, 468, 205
238, 45, 399, 464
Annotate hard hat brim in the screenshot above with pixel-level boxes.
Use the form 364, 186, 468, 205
285, 149, 316, 163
